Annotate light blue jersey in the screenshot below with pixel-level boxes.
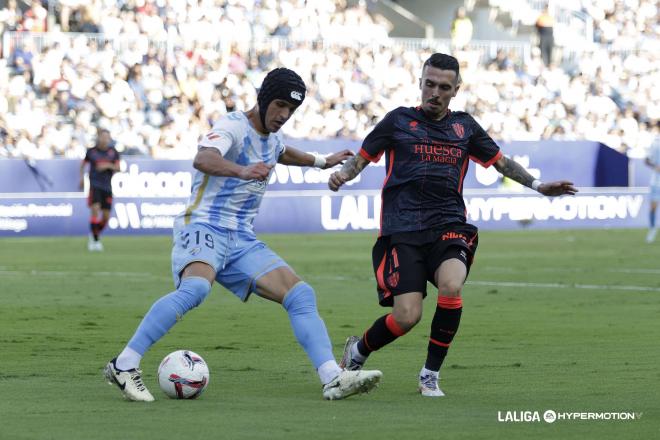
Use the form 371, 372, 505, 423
649, 138, 660, 187
171, 111, 289, 299
174, 111, 285, 232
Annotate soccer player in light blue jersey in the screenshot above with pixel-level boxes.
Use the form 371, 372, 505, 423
645, 135, 660, 243
104, 68, 382, 401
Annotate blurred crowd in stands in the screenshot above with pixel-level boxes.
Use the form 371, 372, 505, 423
0, 0, 657, 160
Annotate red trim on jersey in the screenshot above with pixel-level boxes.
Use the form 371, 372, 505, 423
470, 150, 503, 168
457, 157, 469, 193
378, 149, 396, 237
429, 338, 450, 348
359, 148, 383, 163
385, 314, 407, 337
437, 295, 463, 309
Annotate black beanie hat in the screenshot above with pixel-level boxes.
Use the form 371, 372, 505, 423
257, 68, 306, 132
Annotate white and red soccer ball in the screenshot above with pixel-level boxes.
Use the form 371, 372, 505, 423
157, 350, 210, 399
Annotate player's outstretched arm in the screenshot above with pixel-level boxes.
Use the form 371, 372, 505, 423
328, 154, 370, 192
194, 147, 272, 181
493, 155, 578, 196
278, 146, 354, 169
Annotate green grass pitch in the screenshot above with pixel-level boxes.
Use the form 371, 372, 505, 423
1, 229, 659, 439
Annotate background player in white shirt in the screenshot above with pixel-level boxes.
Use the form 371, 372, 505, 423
104, 68, 382, 401
645, 136, 660, 243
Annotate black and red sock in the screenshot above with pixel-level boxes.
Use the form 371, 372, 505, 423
99, 218, 107, 234
90, 217, 101, 240
357, 313, 408, 356
425, 295, 462, 371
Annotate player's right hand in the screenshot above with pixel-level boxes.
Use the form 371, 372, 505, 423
328, 171, 349, 192
239, 162, 273, 181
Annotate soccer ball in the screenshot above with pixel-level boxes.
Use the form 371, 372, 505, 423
157, 350, 210, 399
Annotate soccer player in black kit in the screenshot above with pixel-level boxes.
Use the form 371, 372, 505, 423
329, 53, 578, 396
80, 128, 120, 251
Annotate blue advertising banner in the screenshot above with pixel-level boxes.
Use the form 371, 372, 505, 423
0, 141, 644, 237
0, 189, 649, 236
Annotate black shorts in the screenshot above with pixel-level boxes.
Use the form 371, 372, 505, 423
372, 223, 479, 307
88, 187, 113, 210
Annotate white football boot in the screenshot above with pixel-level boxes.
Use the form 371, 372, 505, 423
418, 369, 445, 397
87, 235, 97, 252
95, 240, 104, 251
339, 335, 364, 371
104, 359, 154, 402
322, 369, 382, 400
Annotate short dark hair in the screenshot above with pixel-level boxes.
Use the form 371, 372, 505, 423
422, 53, 460, 80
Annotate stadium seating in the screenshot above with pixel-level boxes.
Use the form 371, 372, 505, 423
0, 0, 657, 160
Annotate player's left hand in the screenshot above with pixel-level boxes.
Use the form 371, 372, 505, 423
324, 149, 354, 169
538, 180, 578, 196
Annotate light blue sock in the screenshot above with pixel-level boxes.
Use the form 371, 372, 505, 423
126, 277, 211, 355
282, 282, 335, 369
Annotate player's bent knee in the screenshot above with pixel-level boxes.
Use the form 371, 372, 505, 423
282, 282, 318, 314
437, 279, 463, 297
401, 314, 422, 330
178, 276, 212, 309
392, 308, 422, 331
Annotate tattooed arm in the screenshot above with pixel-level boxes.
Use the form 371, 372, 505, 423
328, 154, 370, 191
493, 155, 578, 196
493, 155, 536, 188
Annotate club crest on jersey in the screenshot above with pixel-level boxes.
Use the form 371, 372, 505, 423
290, 91, 303, 101
409, 120, 418, 130
452, 123, 465, 138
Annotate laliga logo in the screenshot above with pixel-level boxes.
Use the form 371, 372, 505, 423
290, 91, 302, 101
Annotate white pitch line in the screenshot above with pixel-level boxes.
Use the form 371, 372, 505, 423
301, 274, 660, 292
610, 268, 660, 275
466, 280, 660, 292
0, 270, 165, 279
2, 269, 658, 292
480, 266, 660, 275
